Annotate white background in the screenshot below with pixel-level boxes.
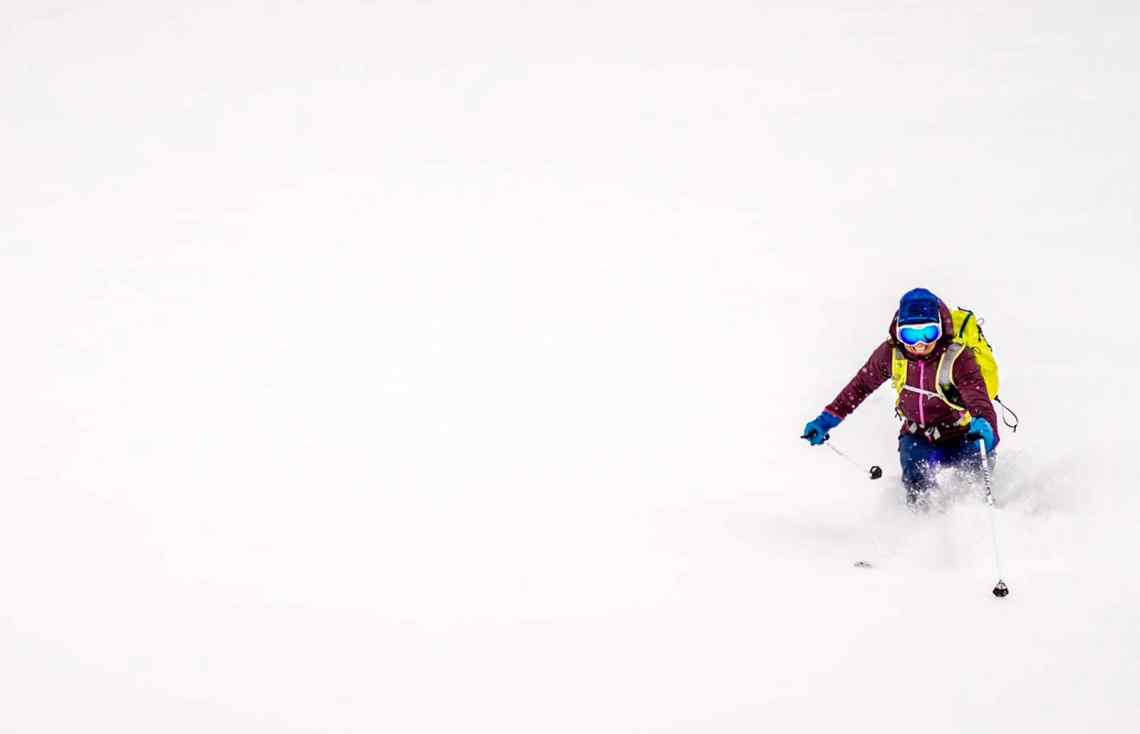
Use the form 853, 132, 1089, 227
2, 2, 1138, 732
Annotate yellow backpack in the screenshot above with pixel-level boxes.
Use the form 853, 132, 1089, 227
890, 308, 1004, 424
949, 309, 999, 400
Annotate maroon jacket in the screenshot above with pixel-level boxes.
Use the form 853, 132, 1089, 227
824, 301, 998, 445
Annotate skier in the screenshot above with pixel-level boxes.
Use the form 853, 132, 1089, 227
801, 288, 999, 503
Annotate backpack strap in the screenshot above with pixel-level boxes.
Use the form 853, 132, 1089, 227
957, 309, 975, 338
935, 343, 971, 419
894, 345, 973, 427
890, 348, 909, 419
890, 348, 908, 393
900, 384, 941, 399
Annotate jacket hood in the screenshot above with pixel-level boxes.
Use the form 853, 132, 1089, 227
887, 300, 954, 361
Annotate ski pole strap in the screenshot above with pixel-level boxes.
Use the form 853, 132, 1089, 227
994, 396, 1019, 433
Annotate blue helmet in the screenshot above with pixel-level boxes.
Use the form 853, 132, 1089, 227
898, 288, 941, 325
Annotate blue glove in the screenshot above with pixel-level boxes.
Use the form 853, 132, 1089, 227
802, 411, 841, 446
965, 417, 997, 453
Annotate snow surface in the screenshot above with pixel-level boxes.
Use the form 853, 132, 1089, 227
3, 2, 1139, 732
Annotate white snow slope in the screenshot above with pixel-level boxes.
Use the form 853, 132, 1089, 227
3, 2, 1139, 732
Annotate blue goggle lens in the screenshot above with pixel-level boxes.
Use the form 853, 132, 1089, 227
898, 324, 941, 345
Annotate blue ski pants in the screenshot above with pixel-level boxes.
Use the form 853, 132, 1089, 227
898, 433, 990, 498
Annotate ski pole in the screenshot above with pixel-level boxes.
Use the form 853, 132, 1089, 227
824, 442, 885, 568
825, 442, 883, 481
978, 439, 1010, 598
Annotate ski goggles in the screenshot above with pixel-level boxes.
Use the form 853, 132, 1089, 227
897, 322, 942, 346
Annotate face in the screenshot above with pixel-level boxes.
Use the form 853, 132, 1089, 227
904, 340, 937, 357
897, 321, 942, 356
